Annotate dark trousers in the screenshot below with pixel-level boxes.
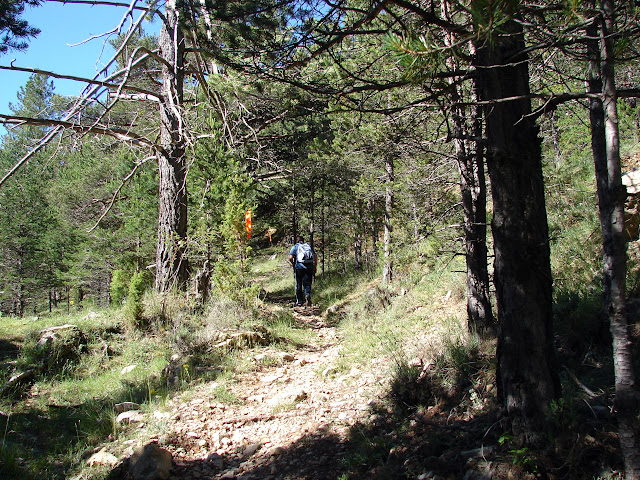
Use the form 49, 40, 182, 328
295, 267, 313, 305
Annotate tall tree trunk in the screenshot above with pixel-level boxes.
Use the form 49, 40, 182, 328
474, 19, 560, 443
586, 4, 611, 339
599, 1, 640, 475
355, 200, 364, 270
155, 0, 188, 292
369, 198, 379, 259
443, 0, 494, 339
456, 124, 495, 337
382, 155, 394, 284
309, 180, 315, 246
292, 180, 298, 243
16, 245, 24, 316
321, 176, 326, 276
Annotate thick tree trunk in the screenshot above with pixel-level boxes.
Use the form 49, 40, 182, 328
599, 1, 640, 476
155, 0, 188, 292
382, 156, 394, 284
474, 20, 560, 443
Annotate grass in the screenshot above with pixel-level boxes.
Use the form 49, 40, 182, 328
0, 248, 388, 479
0, 244, 632, 479
0, 319, 169, 479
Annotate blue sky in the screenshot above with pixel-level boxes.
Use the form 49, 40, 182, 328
0, 1, 158, 116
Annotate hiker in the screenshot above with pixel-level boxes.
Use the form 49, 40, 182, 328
289, 236, 318, 306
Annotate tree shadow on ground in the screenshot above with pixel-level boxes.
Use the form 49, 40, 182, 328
0, 360, 229, 480
111, 342, 626, 480
0, 338, 19, 362
264, 285, 296, 306
106, 380, 507, 479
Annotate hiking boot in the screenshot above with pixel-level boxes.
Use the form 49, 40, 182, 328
305, 294, 312, 307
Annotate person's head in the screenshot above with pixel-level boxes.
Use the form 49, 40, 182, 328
296, 235, 304, 244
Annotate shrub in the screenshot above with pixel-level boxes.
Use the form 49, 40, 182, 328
125, 271, 152, 328
110, 269, 129, 305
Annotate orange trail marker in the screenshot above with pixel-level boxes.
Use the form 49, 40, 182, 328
245, 210, 252, 238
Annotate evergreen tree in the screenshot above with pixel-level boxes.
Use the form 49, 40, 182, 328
0, 74, 65, 314
0, 0, 40, 54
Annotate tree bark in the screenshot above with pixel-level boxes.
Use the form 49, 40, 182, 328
292, 180, 298, 243
321, 177, 326, 276
155, 0, 188, 292
586, 3, 611, 338
443, 0, 494, 339
369, 198, 379, 258
474, 19, 561, 443
599, 1, 640, 476
355, 200, 364, 270
456, 123, 495, 337
309, 180, 315, 246
382, 155, 394, 284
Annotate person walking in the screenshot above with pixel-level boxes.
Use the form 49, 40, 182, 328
289, 236, 318, 307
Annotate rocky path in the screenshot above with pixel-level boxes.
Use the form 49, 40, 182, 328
157, 306, 388, 480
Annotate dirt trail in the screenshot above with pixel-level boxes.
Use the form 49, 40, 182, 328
159, 306, 388, 480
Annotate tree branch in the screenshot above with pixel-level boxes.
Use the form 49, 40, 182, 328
88, 156, 154, 232
46, 0, 154, 12
0, 114, 156, 147
0, 65, 160, 99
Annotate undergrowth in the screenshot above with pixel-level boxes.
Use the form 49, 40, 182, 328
0, 245, 632, 480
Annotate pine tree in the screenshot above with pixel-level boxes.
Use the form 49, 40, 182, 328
0, 0, 40, 54
0, 74, 64, 314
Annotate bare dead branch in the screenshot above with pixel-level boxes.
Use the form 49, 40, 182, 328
0, 114, 156, 147
0, 1, 162, 187
46, 0, 154, 12
108, 92, 160, 101
88, 155, 155, 232
0, 126, 63, 187
0, 65, 160, 98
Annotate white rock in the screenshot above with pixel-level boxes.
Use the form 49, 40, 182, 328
260, 374, 282, 384
120, 364, 137, 375
116, 410, 144, 424
87, 448, 119, 467
244, 443, 260, 457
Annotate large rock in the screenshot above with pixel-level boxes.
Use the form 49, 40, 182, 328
36, 324, 87, 371
622, 168, 640, 240
129, 442, 172, 480
623, 168, 640, 195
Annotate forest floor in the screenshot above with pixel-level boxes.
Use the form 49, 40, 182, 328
93, 282, 627, 480
104, 294, 532, 480
130, 306, 626, 480
157, 304, 391, 480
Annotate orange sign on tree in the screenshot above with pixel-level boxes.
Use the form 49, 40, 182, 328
245, 210, 252, 238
